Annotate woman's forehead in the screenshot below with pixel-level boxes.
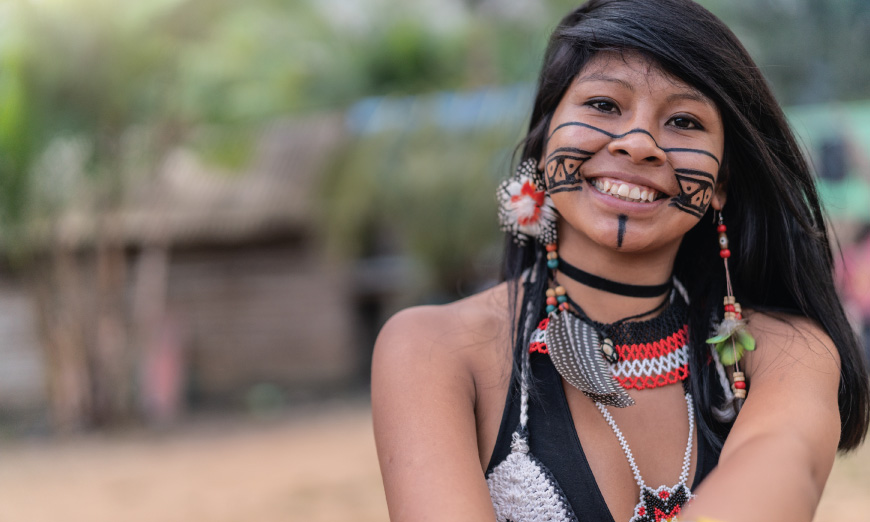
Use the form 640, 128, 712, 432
573, 50, 711, 104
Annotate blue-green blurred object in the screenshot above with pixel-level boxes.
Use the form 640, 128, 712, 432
788, 101, 870, 221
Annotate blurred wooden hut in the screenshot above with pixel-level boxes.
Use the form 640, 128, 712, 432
0, 114, 374, 428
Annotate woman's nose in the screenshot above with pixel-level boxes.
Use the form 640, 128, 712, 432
606, 130, 667, 165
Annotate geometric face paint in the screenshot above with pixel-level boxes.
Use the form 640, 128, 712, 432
669, 168, 716, 218
545, 147, 591, 194
545, 121, 721, 218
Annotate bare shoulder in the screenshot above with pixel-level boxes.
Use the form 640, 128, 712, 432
373, 282, 514, 382
743, 310, 840, 382
371, 283, 514, 520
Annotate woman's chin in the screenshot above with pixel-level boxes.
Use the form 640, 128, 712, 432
557, 219, 678, 256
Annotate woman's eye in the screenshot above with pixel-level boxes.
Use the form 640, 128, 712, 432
587, 100, 618, 113
669, 116, 702, 130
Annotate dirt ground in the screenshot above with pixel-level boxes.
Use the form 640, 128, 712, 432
1, 400, 868, 522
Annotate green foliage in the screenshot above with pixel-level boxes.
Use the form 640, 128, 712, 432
188, 126, 257, 172
0, 0, 271, 255
0, 1, 190, 235
698, 0, 870, 105
323, 120, 521, 295
362, 22, 467, 95
174, 0, 331, 120
0, 5, 44, 253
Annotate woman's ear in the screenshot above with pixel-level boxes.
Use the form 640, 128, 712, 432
711, 165, 728, 211
537, 155, 548, 189
711, 182, 727, 211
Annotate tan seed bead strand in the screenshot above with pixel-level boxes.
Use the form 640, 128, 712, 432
723, 296, 736, 320
732, 371, 747, 399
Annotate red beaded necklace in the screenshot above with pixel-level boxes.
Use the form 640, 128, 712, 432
534, 243, 690, 406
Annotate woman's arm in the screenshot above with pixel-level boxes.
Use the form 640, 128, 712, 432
372, 306, 498, 522
681, 312, 842, 521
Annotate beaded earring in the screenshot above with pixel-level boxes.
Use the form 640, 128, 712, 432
536, 237, 630, 407
497, 158, 558, 247
706, 211, 755, 413
544, 244, 569, 313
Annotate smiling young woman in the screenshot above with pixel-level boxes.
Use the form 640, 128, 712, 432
371, 1, 870, 521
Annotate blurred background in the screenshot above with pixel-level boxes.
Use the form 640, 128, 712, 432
0, 0, 868, 520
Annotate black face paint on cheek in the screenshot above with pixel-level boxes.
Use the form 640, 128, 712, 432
617, 214, 627, 248
546, 121, 722, 217
661, 147, 721, 167
545, 147, 590, 194
669, 168, 715, 218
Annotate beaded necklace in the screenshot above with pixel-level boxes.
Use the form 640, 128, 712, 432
596, 393, 695, 522
541, 246, 696, 519
487, 264, 697, 522
531, 281, 691, 406
568, 294, 691, 391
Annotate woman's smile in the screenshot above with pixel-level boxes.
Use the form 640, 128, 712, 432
590, 177, 662, 203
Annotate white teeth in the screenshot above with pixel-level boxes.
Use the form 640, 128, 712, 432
591, 178, 660, 203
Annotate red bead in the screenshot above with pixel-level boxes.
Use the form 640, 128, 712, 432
720, 249, 731, 258
724, 304, 735, 312
735, 312, 742, 319
559, 302, 569, 311
546, 296, 557, 306
545, 243, 557, 252
734, 381, 746, 389
717, 224, 727, 233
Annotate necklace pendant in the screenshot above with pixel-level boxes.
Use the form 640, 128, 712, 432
545, 310, 634, 407
599, 337, 618, 363
629, 484, 692, 522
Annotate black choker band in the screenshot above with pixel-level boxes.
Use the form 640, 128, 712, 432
556, 258, 672, 298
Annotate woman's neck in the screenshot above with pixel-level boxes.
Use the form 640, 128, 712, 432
555, 232, 679, 324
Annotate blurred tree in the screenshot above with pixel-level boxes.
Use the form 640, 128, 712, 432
0, 0, 207, 430
323, 95, 529, 301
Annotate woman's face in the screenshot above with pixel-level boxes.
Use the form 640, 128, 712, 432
543, 51, 725, 255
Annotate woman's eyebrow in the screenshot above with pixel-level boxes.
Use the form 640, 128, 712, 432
667, 90, 713, 106
575, 72, 634, 91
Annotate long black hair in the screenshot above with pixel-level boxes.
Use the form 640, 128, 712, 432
503, 0, 869, 452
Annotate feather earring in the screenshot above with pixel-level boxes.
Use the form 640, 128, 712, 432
496, 158, 558, 247
706, 211, 755, 414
